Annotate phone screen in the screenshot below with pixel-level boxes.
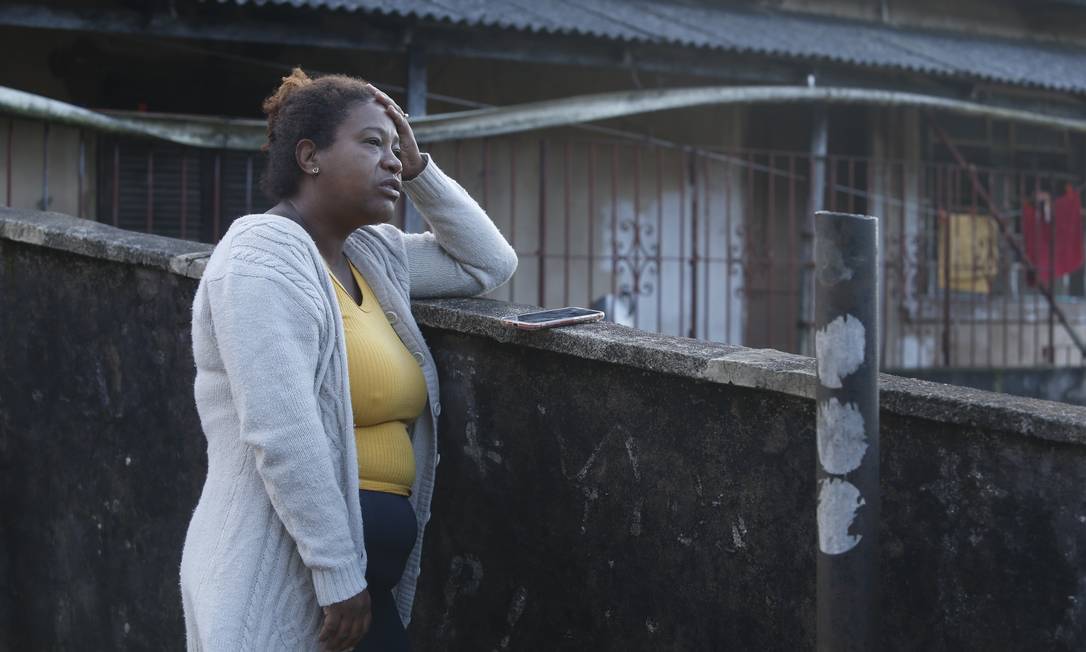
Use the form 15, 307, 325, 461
515, 307, 601, 323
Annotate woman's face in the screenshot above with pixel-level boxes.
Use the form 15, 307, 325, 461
316, 100, 403, 225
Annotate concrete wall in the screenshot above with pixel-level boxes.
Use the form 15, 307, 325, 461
3, 208, 1086, 650
0, 211, 210, 650
892, 365, 1086, 406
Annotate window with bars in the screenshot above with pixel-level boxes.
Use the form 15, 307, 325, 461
95, 135, 268, 242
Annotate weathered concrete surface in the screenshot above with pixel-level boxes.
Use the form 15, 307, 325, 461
0, 238, 207, 650
892, 365, 1086, 407
409, 317, 1086, 650
0, 207, 213, 278
414, 299, 1086, 446
3, 209, 1086, 650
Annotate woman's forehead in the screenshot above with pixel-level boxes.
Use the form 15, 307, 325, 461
341, 101, 397, 139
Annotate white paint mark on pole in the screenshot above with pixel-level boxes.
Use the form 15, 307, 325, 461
817, 478, 865, 555
817, 398, 868, 474
815, 314, 865, 388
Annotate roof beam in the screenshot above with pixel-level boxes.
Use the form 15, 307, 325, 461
0, 3, 797, 85
7, 83, 1086, 152
0, 3, 400, 52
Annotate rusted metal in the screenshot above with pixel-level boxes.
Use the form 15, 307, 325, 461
611, 144, 618, 303
212, 153, 221, 241
632, 145, 642, 330
509, 139, 517, 299
245, 155, 253, 216
801, 107, 828, 355
77, 129, 84, 218
676, 147, 685, 337
655, 146, 664, 331
538, 140, 546, 306
688, 150, 699, 339
14, 84, 1086, 151
588, 143, 596, 307
5, 106, 1084, 368
723, 154, 732, 343
111, 143, 119, 227
180, 156, 188, 239
788, 155, 798, 352
928, 116, 1086, 362
5, 118, 11, 207
146, 149, 154, 233
563, 142, 571, 306
41, 121, 49, 211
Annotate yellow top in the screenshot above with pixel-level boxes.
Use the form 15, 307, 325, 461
328, 260, 427, 496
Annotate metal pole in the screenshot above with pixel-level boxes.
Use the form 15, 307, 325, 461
815, 210, 880, 652
800, 105, 828, 355
404, 46, 427, 234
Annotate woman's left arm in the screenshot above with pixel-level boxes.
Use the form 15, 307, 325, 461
369, 85, 518, 299
401, 155, 518, 298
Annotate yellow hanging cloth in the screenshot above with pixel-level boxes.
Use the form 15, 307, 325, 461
938, 211, 1000, 294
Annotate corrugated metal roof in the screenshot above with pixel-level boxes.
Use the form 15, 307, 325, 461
216, 0, 1086, 94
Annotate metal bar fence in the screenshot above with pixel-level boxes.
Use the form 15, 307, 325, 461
4, 115, 1085, 369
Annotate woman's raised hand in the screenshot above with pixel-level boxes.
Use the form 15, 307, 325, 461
365, 83, 426, 180
319, 588, 372, 651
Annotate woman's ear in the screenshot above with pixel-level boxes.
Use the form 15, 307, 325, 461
295, 139, 319, 175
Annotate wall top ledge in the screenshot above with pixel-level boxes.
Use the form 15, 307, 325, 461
5, 209, 1084, 445
1, 208, 212, 279
412, 298, 1086, 447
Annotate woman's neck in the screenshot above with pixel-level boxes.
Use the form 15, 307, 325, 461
272, 198, 352, 266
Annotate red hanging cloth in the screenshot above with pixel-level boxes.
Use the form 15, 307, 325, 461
1022, 184, 1084, 285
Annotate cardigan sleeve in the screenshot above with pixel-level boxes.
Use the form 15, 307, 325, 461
205, 248, 367, 607
400, 154, 519, 299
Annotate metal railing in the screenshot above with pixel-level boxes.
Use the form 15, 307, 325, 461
4, 112, 1085, 369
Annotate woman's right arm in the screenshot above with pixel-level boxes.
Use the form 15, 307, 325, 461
205, 245, 367, 608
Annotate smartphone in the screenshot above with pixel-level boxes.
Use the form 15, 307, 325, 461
501, 307, 606, 331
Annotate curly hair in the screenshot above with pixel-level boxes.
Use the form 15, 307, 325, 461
260, 68, 376, 200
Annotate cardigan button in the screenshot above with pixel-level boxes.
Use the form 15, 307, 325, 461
432, 401, 442, 416
412, 351, 425, 365
385, 311, 398, 324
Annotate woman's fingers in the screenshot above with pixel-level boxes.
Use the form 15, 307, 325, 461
366, 83, 408, 118
318, 610, 339, 643
385, 103, 410, 131
344, 612, 366, 650
362, 614, 372, 640
329, 615, 354, 652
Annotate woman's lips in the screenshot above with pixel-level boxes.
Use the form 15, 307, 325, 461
378, 179, 401, 200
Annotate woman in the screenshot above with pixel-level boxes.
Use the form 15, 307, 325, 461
180, 69, 517, 651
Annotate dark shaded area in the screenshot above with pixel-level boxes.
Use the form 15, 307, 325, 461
416, 332, 817, 650
0, 240, 206, 650
415, 331, 1086, 650
1, 234, 1084, 650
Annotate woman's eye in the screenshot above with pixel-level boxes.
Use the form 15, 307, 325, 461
366, 139, 381, 146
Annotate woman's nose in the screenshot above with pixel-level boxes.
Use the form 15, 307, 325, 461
383, 151, 403, 173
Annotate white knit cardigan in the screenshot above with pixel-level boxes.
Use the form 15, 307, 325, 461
180, 155, 518, 651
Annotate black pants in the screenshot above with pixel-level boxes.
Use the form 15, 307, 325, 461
353, 490, 418, 652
